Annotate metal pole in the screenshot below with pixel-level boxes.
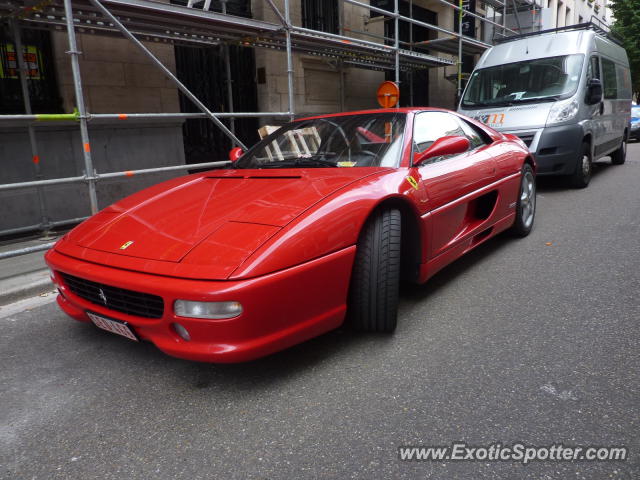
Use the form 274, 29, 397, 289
394, 0, 400, 86
510, 0, 522, 32
0, 243, 56, 261
10, 19, 51, 233
221, 0, 235, 135
63, 0, 99, 215
338, 1, 345, 111
0, 112, 291, 121
503, 0, 507, 36
87, 0, 247, 149
284, 0, 295, 120
409, 0, 414, 105
458, 0, 463, 101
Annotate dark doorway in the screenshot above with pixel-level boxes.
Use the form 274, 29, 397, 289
172, 0, 258, 165
371, 0, 437, 107
174, 45, 259, 165
0, 26, 62, 114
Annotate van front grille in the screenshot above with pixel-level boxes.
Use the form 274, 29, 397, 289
516, 134, 535, 147
59, 272, 164, 319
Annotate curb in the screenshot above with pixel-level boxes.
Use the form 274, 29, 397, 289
0, 270, 56, 306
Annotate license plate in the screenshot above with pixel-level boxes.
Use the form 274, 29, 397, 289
87, 311, 139, 342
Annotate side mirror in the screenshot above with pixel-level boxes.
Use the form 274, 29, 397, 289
413, 136, 470, 166
586, 78, 603, 105
229, 147, 244, 162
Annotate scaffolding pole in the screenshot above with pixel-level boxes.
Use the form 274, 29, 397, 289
338, 0, 346, 111
458, 0, 463, 100
394, 0, 400, 85
63, 0, 99, 215
284, 0, 295, 120
221, 0, 235, 135
2, 112, 291, 122
10, 19, 50, 233
409, 0, 414, 105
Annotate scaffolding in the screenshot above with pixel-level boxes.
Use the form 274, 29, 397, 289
0, 0, 518, 258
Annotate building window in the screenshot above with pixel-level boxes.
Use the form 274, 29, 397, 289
302, 0, 339, 34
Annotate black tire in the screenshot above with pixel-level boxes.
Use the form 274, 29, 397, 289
348, 208, 401, 332
510, 164, 536, 237
569, 142, 592, 189
611, 135, 627, 165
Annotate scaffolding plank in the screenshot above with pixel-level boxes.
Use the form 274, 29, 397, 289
1, 0, 454, 69
413, 36, 491, 56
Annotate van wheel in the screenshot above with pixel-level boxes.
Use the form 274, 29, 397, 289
348, 208, 401, 333
570, 142, 592, 189
611, 136, 627, 165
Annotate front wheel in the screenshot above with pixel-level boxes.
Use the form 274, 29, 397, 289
569, 142, 592, 189
510, 164, 536, 237
348, 208, 401, 332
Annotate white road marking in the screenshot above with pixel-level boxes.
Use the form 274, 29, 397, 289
0, 291, 57, 320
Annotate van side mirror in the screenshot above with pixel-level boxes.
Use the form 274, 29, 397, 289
586, 78, 603, 105
229, 147, 244, 162
413, 136, 470, 166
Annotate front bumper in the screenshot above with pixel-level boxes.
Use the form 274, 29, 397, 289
45, 246, 355, 362
531, 123, 584, 176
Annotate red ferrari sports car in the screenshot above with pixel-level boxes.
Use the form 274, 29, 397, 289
45, 108, 536, 362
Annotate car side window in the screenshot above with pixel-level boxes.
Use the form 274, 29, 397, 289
413, 112, 468, 164
456, 118, 489, 149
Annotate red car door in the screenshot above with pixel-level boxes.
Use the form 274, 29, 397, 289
411, 111, 498, 260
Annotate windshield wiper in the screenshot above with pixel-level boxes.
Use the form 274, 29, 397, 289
472, 100, 515, 107
259, 155, 337, 168
510, 95, 563, 104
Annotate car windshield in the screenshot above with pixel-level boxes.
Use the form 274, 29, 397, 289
632, 106, 640, 118
462, 54, 584, 108
234, 113, 406, 169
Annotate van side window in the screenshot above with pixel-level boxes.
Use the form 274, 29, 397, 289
589, 56, 600, 80
616, 64, 632, 100
601, 58, 618, 99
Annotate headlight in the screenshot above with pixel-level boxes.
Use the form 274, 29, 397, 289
547, 98, 579, 125
174, 300, 243, 319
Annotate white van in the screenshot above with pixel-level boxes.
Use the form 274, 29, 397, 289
458, 24, 632, 188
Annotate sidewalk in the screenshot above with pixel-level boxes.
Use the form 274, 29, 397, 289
0, 235, 59, 306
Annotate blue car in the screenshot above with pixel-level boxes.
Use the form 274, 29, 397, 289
631, 105, 640, 141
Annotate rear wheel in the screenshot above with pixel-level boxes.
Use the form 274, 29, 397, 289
348, 208, 401, 332
611, 134, 627, 165
510, 164, 536, 237
569, 142, 592, 189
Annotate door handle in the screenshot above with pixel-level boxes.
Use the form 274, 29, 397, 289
599, 102, 605, 115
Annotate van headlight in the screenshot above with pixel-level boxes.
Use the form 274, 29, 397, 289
174, 300, 243, 319
547, 98, 579, 125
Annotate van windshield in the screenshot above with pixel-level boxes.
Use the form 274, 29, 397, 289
462, 54, 584, 108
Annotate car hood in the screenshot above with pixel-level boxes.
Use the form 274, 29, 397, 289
60, 168, 387, 279
458, 101, 553, 131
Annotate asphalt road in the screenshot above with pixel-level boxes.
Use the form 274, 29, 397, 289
2, 144, 639, 480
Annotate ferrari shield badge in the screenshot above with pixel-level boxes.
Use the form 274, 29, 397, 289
119, 240, 134, 250
406, 176, 419, 190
